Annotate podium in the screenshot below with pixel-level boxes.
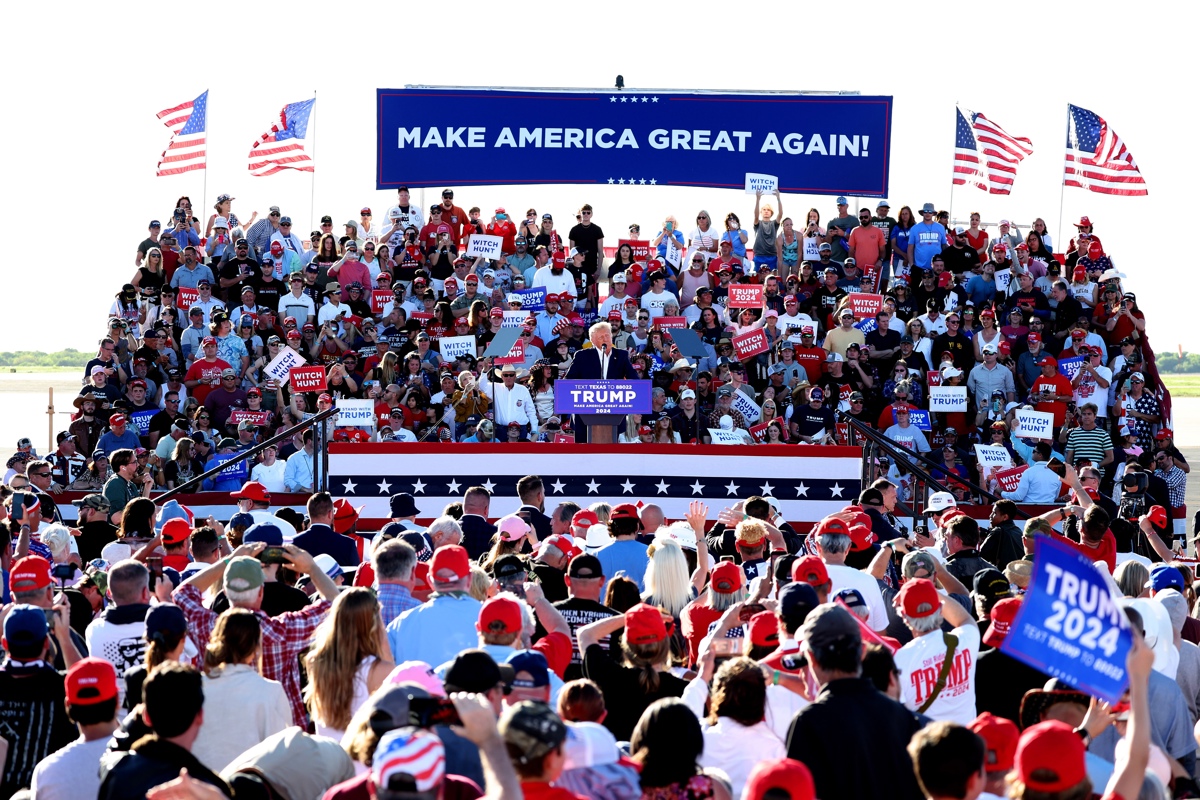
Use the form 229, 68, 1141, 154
555, 379, 653, 444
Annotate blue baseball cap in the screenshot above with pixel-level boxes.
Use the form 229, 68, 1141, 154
834, 587, 867, 612
144, 603, 187, 642
149, 220, 161, 228
229, 512, 255, 530
836, 196, 848, 205
779, 582, 819, 624
243, 521, 283, 547
505, 650, 550, 688
1148, 564, 1185, 593
4, 604, 48, 658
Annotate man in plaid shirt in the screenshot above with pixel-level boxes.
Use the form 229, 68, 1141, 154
173, 539, 339, 726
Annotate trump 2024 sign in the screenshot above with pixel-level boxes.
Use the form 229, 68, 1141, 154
377, 88, 892, 197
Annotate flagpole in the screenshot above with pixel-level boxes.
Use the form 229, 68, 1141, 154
201, 89, 209, 225
1056, 104, 1069, 249
309, 90, 318, 231
948, 103, 958, 222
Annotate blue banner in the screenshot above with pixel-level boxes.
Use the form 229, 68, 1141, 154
555, 380, 653, 414
377, 88, 892, 196
1001, 536, 1132, 704
213, 453, 250, 480
511, 287, 546, 311
892, 408, 932, 431
1058, 355, 1086, 380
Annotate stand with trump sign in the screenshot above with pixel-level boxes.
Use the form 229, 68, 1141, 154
1001, 535, 1133, 704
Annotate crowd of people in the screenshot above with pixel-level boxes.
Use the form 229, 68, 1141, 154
0, 473, 1189, 800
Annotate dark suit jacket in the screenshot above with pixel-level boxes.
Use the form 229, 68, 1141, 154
460, 514, 497, 561
518, 504, 553, 542
564, 346, 638, 381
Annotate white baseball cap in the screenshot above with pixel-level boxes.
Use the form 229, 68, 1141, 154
927, 492, 958, 513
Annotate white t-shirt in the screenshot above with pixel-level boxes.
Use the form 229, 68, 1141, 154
30, 736, 110, 800
1073, 365, 1112, 417
823, 563, 889, 632
894, 623, 981, 726
531, 267, 576, 297
278, 292, 316, 321
640, 290, 679, 319
250, 459, 287, 493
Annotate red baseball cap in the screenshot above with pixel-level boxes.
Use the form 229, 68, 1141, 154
229, 481, 271, 503
896, 577, 940, 618
66, 657, 119, 706
411, 561, 433, 594
791, 555, 829, 587
979, 307, 995, 318
784, 295, 798, 304
747, 610, 780, 649
624, 603, 671, 645
270, 241, 283, 255
1027, 333, 1041, 345
332, 498, 364, 533
1015, 721, 1086, 792
710, 561, 744, 594
160, 517, 192, 546
490, 308, 504, 318
847, 524, 875, 552
1070, 328, 1087, 340
571, 510, 600, 529
998, 341, 1012, 357
109, 414, 125, 427
1037, 355, 1057, 367
813, 515, 851, 539
607, 310, 622, 321
983, 596, 1021, 647
478, 595, 523, 635
1156, 429, 1173, 440
202, 336, 218, 347
610, 503, 640, 524
464, 273, 479, 282
970, 712, 1019, 774
1072, 266, 1087, 281
1147, 505, 1169, 528
9, 556, 51, 593
1088, 240, 1103, 258
430, 545, 470, 582
743, 759, 815, 800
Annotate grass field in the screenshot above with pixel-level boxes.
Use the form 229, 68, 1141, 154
1163, 374, 1200, 398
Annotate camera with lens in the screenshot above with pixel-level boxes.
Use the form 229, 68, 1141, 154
1118, 470, 1150, 522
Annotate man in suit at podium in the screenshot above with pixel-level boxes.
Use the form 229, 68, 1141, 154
566, 322, 639, 442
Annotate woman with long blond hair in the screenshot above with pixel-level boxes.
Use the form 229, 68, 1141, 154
193, 609, 291, 772
304, 587, 394, 741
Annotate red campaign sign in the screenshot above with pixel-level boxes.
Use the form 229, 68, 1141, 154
371, 290, 392, 314
619, 239, 652, 261
289, 366, 328, 392
229, 410, 269, 426
927, 370, 942, 387
839, 384, 852, 402
863, 268, 880, 293
177, 288, 199, 310
848, 293, 885, 318
727, 284, 764, 309
732, 329, 769, 360
552, 251, 566, 270
553, 433, 576, 444
749, 416, 787, 443
994, 465, 1028, 493
411, 312, 433, 327
495, 336, 526, 365
656, 316, 688, 330
835, 422, 849, 446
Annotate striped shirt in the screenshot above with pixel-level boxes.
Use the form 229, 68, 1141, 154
1065, 426, 1112, 469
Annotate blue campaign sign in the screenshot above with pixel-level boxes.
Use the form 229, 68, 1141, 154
1058, 355, 1085, 380
128, 408, 157, 437
1001, 536, 1133, 704
377, 88, 893, 196
892, 408, 932, 431
213, 453, 249, 481
511, 287, 546, 311
556, 380, 653, 414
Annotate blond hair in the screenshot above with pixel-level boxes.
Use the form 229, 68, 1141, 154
304, 588, 388, 731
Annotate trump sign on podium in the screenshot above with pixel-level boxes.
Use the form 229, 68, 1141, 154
376, 88, 892, 196
1001, 536, 1133, 704
555, 380, 652, 414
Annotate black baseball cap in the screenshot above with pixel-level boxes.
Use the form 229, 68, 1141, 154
443, 649, 514, 694
567, 554, 603, 579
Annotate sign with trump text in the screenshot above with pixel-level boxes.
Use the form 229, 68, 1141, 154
555, 380, 652, 414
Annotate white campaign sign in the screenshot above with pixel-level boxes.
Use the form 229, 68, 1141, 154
664, 237, 682, 269
731, 390, 762, 424
438, 335, 477, 361
994, 268, 1012, 292
502, 311, 527, 328
708, 428, 746, 445
335, 399, 376, 428
928, 386, 968, 412
264, 348, 306, 385
803, 236, 822, 261
1015, 409, 1055, 439
744, 173, 779, 195
974, 443, 1014, 471
467, 234, 503, 259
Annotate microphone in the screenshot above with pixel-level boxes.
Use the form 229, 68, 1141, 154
601, 343, 609, 354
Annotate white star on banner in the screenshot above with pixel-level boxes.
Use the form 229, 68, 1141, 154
655, 479, 670, 495
446, 479, 461, 494
760, 482, 775, 496
620, 479, 636, 494
795, 483, 809, 497
620, 96, 627, 103
607, 178, 615, 184
481, 479, 496, 493
639, 179, 647, 185
377, 479, 391, 494
641, 96, 648, 103
830, 484, 844, 498
649, 179, 657, 185
725, 481, 740, 496
342, 479, 356, 494
610, 96, 617, 102
550, 479, 566, 494
690, 480, 705, 495
412, 479, 426, 494
618, 179, 626, 185
585, 479, 600, 494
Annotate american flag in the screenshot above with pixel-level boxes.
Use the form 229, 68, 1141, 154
155, 91, 208, 176
1064, 104, 1148, 196
952, 106, 1033, 195
248, 99, 316, 176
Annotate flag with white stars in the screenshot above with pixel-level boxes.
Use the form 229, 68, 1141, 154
952, 106, 1033, 195
249, 98, 316, 176
1064, 104, 1147, 196
329, 443, 863, 526
155, 91, 208, 176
